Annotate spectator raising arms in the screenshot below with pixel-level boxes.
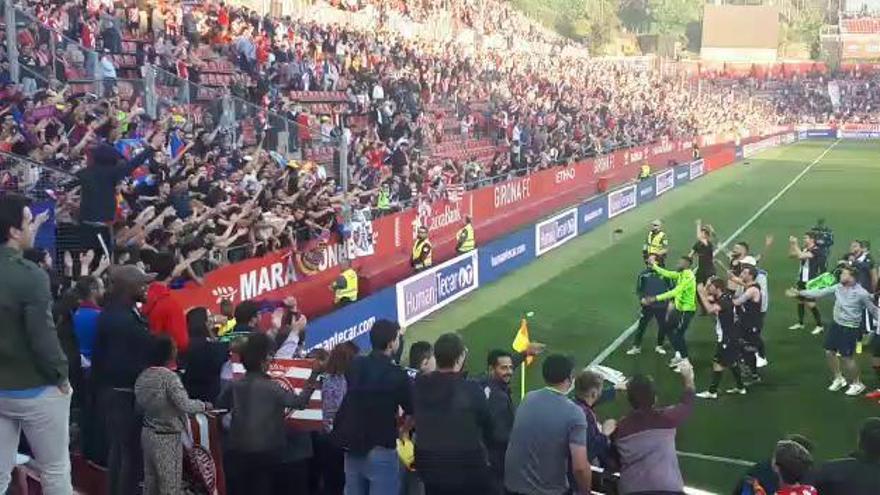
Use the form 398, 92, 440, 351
181, 307, 229, 403
216, 332, 319, 495
612, 361, 696, 494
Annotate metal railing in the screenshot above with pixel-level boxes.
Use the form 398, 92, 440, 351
0, 150, 76, 202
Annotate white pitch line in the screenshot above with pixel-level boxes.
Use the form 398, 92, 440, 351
589, 139, 840, 367
677, 450, 754, 467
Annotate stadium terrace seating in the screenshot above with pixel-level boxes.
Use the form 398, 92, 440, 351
289, 91, 349, 103
841, 17, 880, 33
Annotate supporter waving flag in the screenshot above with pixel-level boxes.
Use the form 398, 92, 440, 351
168, 129, 187, 159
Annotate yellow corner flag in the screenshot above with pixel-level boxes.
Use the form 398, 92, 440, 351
512, 317, 533, 366
512, 316, 532, 400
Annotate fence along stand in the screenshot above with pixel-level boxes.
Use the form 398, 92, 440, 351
5, 0, 18, 83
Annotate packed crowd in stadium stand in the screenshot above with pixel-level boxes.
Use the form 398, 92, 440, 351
0, 0, 803, 279
3, 0, 880, 494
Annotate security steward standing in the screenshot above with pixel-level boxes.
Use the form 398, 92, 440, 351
643, 219, 669, 266
412, 226, 433, 272
637, 162, 651, 181
456, 216, 476, 254
627, 254, 673, 356
331, 259, 359, 306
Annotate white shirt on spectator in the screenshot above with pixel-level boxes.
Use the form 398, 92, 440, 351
372, 84, 385, 101
99, 56, 116, 79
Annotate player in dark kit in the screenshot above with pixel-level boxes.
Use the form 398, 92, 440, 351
789, 233, 827, 335
690, 220, 715, 305
734, 265, 764, 384
695, 277, 747, 399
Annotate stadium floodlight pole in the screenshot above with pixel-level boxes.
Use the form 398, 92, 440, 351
5, 1, 19, 83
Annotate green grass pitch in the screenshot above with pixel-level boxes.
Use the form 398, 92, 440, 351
408, 139, 880, 493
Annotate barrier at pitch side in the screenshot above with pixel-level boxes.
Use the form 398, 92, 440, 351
307, 152, 735, 351
169, 129, 793, 317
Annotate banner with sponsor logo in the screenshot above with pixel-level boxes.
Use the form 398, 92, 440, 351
655, 169, 675, 197
801, 129, 836, 139
743, 133, 795, 158
688, 159, 705, 180
578, 195, 608, 234
840, 130, 880, 139
637, 178, 656, 204
674, 164, 691, 186
348, 209, 376, 258
304, 286, 398, 351
479, 227, 535, 285
396, 251, 479, 326
607, 185, 638, 218
535, 208, 578, 257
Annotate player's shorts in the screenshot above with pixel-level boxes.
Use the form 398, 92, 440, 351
740, 325, 761, 351
824, 323, 860, 358
714, 340, 741, 367
696, 267, 716, 285
796, 281, 816, 302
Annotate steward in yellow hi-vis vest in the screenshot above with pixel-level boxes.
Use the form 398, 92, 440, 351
412, 226, 433, 272
332, 259, 359, 306
638, 162, 651, 181
456, 216, 475, 253
643, 219, 669, 265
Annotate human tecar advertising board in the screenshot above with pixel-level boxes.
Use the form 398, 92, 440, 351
535, 208, 579, 257
607, 185, 637, 218
689, 159, 705, 180
396, 251, 479, 326
655, 168, 675, 196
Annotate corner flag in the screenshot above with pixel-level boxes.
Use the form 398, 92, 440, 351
512, 316, 532, 400
512, 317, 533, 365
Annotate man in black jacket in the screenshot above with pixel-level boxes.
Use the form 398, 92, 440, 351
76, 132, 160, 252
92, 264, 157, 495
807, 417, 880, 495
480, 345, 544, 487
627, 254, 673, 356
415, 333, 495, 495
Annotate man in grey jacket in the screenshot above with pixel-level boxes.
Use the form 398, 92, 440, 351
0, 194, 72, 495
789, 266, 880, 396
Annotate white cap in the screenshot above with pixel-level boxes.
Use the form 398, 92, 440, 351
740, 256, 757, 266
